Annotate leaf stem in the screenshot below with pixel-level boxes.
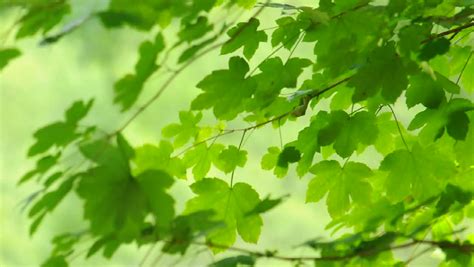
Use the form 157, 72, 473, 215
387, 104, 409, 151
230, 129, 247, 188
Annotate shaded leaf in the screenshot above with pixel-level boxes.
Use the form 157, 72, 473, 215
0, 48, 21, 70
221, 18, 267, 59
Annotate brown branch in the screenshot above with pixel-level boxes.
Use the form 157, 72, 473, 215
192, 238, 473, 263
422, 20, 474, 44
174, 75, 353, 157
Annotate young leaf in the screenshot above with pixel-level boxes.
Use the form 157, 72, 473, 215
221, 18, 267, 60
134, 141, 186, 179
306, 160, 373, 218
183, 143, 225, 180
184, 178, 262, 248
215, 145, 247, 174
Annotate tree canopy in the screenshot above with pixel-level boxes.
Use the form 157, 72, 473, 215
2, 0, 474, 266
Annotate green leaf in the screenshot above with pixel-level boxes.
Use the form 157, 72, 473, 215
99, 1, 187, 30
41, 255, 68, 267
221, 18, 267, 60
374, 113, 400, 155
250, 57, 312, 109
277, 146, 301, 168
406, 73, 446, 108
234, 0, 257, 8
245, 195, 287, 216
408, 99, 474, 141
179, 16, 213, 43
136, 170, 175, 232
318, 111, 378, 158
349, 43, 408, 103
183, 143, 224, 180
418, 38, 450, 61
379, 143, 456, 202
295, 111, 331, 176
65, 99, 94, 124
16, 2, 70, 39
76, 137, 169, 242
116, 133, 135, 160
114, 33, 165, 111
260, 146, 288, 178
0, 48, 21, 71
162, 111, 202, 148
191, 56, 256, 120
185, 178, 262, 247
19, 153, 61, 184
309, 6, 386, 77
435, 184, 472, 217
77, 165, 148, 241
178, 35, 218, 63
27, 99, 93, 157
306, 161, 373, 218
398, 23, 432, 55
215, 145, 247, 173
133, 141, 186, 179
28, 124, 75, 157
209, 255, 255, 267
163, 210, 222, 254
271, 17, 303, 50
29, 176, 75, 219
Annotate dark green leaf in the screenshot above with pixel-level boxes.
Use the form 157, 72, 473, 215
16, 2, 70, 39
419, 38, 450, 61
349, 43, 408, 103
277, 146, 301, 168
318, 111, 378, 158
210, 255, 255, 267
0, 48, 21, 70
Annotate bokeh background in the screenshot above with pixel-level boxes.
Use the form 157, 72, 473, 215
1, 0, 445, 266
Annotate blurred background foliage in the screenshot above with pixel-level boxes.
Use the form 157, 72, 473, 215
0, 0, 445, 266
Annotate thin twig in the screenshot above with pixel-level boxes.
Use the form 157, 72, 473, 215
422, 20, 474, 44
191, 238, 473, 262
230, 130, 247, 187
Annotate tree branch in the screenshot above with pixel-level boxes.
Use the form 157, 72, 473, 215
174, 75, 353, 157
191, 238, 473, 263
422, 20, 474, 44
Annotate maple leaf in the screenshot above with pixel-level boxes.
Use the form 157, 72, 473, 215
184, 178, 262, 248
306, 160, 373, 218
191, 57, 256, 120
221, 18, 267, 60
